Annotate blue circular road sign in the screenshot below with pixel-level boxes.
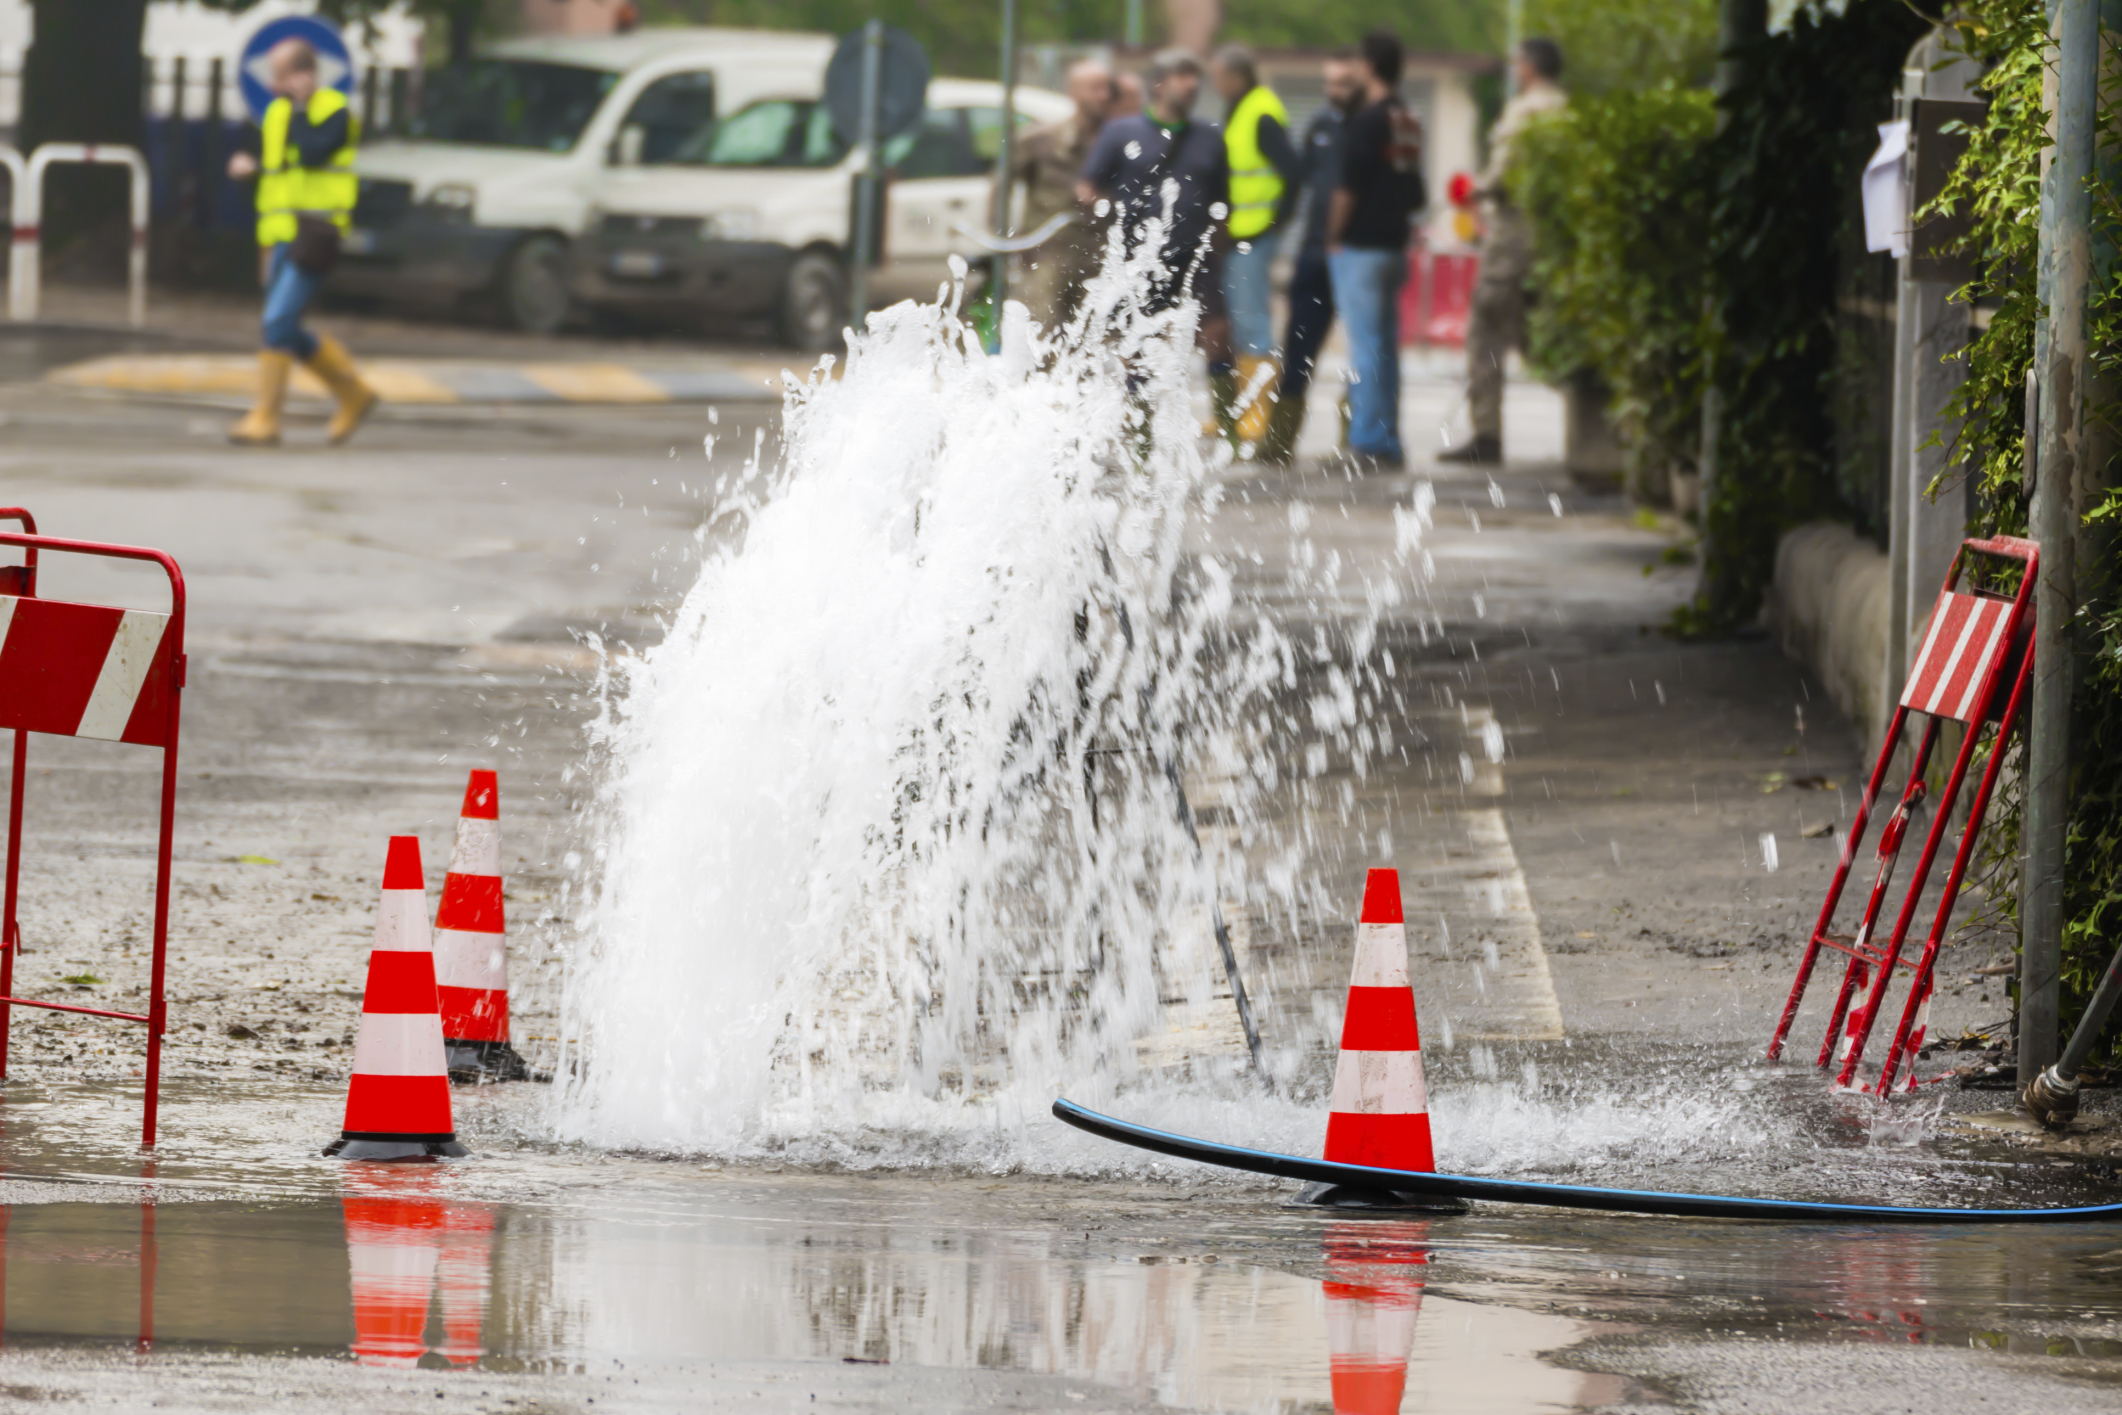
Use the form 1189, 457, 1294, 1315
237, 15, 356, 125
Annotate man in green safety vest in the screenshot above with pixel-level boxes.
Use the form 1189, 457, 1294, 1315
1212, 46, 1300, 451
225, 38, 377, 448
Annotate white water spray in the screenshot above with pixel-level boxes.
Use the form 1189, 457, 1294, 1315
555, 240, 1311, 1163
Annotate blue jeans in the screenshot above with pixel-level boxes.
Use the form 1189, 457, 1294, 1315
1221, 229, 1280, 358
1281, 247, 1334, 409
1327, 247, 1406, 462
261, 244, 321, 361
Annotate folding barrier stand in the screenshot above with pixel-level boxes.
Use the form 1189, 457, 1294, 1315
1769, 535, 2037, 1095
0, 518, 186, 1146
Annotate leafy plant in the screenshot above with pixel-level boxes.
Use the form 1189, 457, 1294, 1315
1678, 0, 1927, 632
1925, 0, 2122, 1058
1519, 0, 1721, 97
1515, 84, 1716, 489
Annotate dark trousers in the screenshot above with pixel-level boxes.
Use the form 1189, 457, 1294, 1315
1282, 247, 1335, 407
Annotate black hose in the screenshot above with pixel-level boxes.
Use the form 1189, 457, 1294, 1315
1053, 1099, 2122, 1224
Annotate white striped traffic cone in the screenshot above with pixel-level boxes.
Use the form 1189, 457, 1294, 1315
434, 771, 529, 1081
1321, 1223, 1430, 1415
1301, 868, 1462, 1210
325, 836, 469, 1160
342, 1188, 442, 1366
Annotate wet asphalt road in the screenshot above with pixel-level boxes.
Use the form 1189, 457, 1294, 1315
0, 323, 2116, 1412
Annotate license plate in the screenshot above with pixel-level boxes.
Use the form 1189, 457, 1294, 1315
342, 228, 378, 255
610, 249, 666, 279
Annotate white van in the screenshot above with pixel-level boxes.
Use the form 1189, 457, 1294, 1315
571, 78, 1072, 350
334, 28, 833, 331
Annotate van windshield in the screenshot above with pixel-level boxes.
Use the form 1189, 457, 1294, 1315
677, 100, 848, 167
407, 60, 619, 152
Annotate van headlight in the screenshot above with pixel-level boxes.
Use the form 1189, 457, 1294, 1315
426, 183, 477, 221
700, 210, 759, 242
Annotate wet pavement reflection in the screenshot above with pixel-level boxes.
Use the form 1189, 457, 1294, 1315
0, 1082, 2115, 1409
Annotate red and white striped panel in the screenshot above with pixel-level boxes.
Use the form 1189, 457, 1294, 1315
0, 595, 173, 746
1900, 592, 2014, 723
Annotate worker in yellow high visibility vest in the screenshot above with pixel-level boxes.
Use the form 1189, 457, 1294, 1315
1212, 46, 1301, 450
225, 39, 377, 447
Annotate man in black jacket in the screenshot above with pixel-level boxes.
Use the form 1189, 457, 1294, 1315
1262, 52, 1362, 462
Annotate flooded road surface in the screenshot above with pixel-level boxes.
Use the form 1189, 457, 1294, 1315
0, 1076, 2119, 1413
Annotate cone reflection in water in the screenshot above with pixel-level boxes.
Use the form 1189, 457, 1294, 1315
340, 1170, 495, 1368
343, 1184, 442, 1368
436, 1205, 495, 1366
1322, 1221, 1430, 1415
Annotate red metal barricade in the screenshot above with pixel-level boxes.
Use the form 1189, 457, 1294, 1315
0, 514, 186, 1147
1769, 536, 2037, 1095
1402, 248, 1477, 348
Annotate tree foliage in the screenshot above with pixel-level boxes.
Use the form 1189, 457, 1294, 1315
1514, 84, 1715, 483
1518, 0, 1717, 97
1926, 0, 2122, 1054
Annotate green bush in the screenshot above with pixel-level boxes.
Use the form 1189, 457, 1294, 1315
1514, 85, 1716, 488
1519, 0, 1720, 97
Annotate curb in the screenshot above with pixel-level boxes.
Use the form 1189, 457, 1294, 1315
45, 353, 786, 406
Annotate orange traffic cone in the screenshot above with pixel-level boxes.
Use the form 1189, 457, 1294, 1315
1321, 1222, 1430, 1415
325, 836, 469, 1160
434, 1205, 494, 1366
1300, 868, 1462, 1209
434, 771, 530, 1081
343, 1187, 442, 1367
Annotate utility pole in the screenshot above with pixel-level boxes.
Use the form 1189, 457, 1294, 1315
2020, 0, 2098, 1080
991, 0, 1020, 322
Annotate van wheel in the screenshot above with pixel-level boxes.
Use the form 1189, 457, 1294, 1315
505, 234, 572, 334
778, 251, 846, 353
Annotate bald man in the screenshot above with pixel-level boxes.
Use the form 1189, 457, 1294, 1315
1008, 58, 1114, 329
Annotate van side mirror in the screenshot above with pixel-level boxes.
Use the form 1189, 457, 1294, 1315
612, 124, 646, 167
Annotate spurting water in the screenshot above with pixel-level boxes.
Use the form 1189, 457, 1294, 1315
546, 244, 1797, 1185
554, 240, 1324, 1165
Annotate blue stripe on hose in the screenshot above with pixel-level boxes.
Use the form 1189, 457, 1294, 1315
1051, 1099, 2122, 1224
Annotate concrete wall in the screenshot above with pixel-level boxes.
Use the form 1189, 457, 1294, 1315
1765, 522, 1894, 753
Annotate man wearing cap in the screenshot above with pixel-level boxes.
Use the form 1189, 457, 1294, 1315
1008, 58, 1114, 330
226, 37, 378, 448
1211, 45, 1300, 449
1440, 37, 1568, 465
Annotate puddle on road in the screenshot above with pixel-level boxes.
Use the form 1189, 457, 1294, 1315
0, 1174, 1616, 1414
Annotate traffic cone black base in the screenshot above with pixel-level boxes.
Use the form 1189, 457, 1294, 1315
1290, 1181, 1470, 1214
445, 1039, 534, 1084
324, 1136, 470, 1161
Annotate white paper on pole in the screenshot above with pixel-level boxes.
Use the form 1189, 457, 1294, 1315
1862, 120, 1910, 258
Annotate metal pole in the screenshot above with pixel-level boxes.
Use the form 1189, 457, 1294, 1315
991, 0, 1020, 320
1124, 0, 1143, 48
847, 18, 884, 331
2019, 0, 2097, 1083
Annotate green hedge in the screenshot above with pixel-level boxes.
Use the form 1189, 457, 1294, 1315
1515, 85, 1716, 491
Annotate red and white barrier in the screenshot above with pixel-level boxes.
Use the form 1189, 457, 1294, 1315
11, 144, 149, 326
1321, 1223, 1429, 1415
0, 519, 188, 1149
325, 836, 467, 1160
434, 771, 511, 1053
1325, 869, 1437, 1173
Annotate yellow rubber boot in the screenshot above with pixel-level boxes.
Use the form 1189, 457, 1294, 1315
1236, 356, 1279, 448
306, 336, 379, 445
227, 350, 293, 446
